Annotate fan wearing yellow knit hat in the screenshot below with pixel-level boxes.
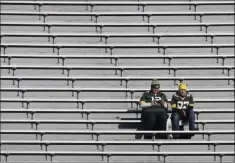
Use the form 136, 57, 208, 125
170, 82, 198, 139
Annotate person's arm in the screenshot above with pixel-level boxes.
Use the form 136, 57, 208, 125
188, 94, 194, 109
171, 95, 177, 109
139, 101, 152, 108
159, 94, 170, 109
139, 93, 152, 109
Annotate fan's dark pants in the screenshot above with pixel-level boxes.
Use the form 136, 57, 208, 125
141, 106, 168, 139
171, 109, 196, 138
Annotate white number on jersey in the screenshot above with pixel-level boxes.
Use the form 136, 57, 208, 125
177, 101, 189, 109
152, 96, 162, 102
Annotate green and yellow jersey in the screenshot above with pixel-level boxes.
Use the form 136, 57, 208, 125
139, 91, 168, 105
171, 92, 194, 110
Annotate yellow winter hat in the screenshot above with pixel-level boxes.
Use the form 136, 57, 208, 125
178, 83, 187, 90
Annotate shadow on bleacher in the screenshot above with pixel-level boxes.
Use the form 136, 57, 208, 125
117, 109, 143, 139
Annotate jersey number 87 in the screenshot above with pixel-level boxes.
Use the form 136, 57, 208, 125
177, 101, 189, 109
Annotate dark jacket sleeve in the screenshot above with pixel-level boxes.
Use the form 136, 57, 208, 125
188, 94, 194, 109
171, 94, 177, 109
161, 93, 168, 103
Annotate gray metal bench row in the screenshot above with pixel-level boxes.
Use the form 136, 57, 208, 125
1, 22, 233, 34
2, 11, 234, 23
1, 32, 234, 44
1, 87, 233, 99
1, 0, 234, 12
0, 150, 233, 163
1, 130, 234, 141
1, 119, 234, 131
1, 76, 234, 88
1, 43, 233, 56
1, 108, 233, 120
2, 140, 233, 152
1, 65, 233, 78
1, 97, 234, 109
1, 54, 233, 67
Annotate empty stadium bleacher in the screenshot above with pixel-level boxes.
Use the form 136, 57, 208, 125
0, 0, 234, 162
1, 22, 234, 34
1, 32, 235, 44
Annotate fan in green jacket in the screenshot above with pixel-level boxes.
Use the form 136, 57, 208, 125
139, 78, 170, 139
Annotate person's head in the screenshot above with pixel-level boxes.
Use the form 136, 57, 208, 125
178, 82, 187, 97
151, 79, 160, 94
